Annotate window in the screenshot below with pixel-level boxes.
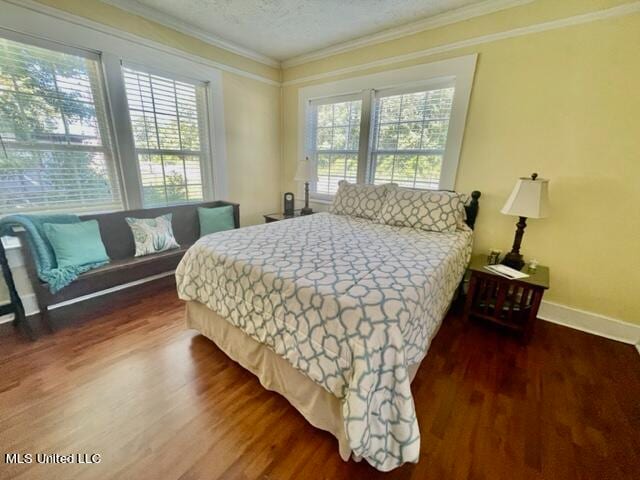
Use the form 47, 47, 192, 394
370, 87, 454, 189
123, 66, 210, 207
0, 36, 122, 213
300, 56, 476, 198
304, 85, 456, 196
307, 96, 362, 195
0, 27, 223, 216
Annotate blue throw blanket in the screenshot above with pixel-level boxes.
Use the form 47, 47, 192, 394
0, 214, 109, 293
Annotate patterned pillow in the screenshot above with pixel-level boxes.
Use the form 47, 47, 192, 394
378, 187, 463, 233
329, 181, 394, 220
126, 214, 180, 257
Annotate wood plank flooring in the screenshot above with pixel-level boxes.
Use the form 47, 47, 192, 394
1, 283, 639, 480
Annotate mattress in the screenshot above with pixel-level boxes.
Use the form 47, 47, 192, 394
176, 212, 473, 471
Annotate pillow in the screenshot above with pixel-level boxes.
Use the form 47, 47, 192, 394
126, 214, 179, 257
198, 205, 235, 236
329, 181, 394, 220
43, 220, 109, 268
378, 187, 463, 233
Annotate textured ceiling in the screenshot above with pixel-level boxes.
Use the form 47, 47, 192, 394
106, 0, 486, 61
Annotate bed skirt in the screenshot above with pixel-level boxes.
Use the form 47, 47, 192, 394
185, 301, 422, 463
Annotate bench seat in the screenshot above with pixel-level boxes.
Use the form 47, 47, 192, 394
38, 246, 192, 305
13, 200, 239, 334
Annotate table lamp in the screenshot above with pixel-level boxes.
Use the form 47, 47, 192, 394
500, 173, 550, 270
294, 157, 317, 215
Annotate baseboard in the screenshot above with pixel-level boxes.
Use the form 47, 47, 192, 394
538, 300, 640, 346
0, 271, 175, 324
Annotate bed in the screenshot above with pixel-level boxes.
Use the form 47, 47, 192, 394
176, 191, 480, 471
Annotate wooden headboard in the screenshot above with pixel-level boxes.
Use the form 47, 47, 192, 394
464, 191, 482, 230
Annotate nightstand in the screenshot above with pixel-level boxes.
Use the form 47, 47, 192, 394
463, 255, 549, 342
263, 210, 314, 223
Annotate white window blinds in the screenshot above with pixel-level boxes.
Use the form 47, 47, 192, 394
370, 87, 455, 189
0, 37, 122, 214
307, 95, 362, 195
123, 66, 209, 207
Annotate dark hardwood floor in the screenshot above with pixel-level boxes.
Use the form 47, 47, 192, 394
1, 283, 639, 480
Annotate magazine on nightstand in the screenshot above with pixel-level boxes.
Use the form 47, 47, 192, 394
484, 264, 530, 280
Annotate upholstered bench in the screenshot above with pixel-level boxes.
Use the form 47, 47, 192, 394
13, 201, 239, 333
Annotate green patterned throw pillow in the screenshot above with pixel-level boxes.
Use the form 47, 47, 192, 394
125, 214, 180, 257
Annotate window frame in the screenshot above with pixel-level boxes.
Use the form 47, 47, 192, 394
121, 62, 214, 207
299, 55, 477, 201
0, 31, 125, 213
0, 3, 227, 213
306, 92, 364, 200
367, 79, 457, 189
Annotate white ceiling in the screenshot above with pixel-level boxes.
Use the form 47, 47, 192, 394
102, 0, 507, 64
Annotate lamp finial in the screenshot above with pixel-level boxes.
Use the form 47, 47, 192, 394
531, 172, 538, 181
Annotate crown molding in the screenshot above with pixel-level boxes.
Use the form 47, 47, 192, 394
282, 0, 534, 68
99, 0, 281, 68
3, 0, 280, 86
283, 1, 640, 86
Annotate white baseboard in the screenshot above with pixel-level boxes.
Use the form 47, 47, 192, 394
538, 300, 640, 346
0, 271, 174, 324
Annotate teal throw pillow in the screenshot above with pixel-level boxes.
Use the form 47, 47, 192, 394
43, 220, 109, 268
198, 206, 235, 236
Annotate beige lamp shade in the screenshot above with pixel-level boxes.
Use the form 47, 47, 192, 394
501, 175, 550, 219
294, 157, 318, 182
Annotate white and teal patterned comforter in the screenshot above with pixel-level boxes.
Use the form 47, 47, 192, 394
176, 212, 472, 471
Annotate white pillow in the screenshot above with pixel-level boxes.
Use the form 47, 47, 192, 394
329, 181, 394, 220
378, 187, 463, 232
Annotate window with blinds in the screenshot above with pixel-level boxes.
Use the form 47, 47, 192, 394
123, 66, 209, 207
304, 83, 460, 197
0, 37, 122, 214
370, 87, 455, 189
307, 97, 361, 195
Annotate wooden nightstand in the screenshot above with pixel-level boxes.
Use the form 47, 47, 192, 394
463, 255, 549, 342
263, 210, 314, 223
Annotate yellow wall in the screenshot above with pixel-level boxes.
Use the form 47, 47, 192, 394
32, 0, 282, 227
222, 73, 281, 225
282, 0, 640, 325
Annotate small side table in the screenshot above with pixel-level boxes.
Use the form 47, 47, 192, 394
463, 255, 549, 342
264, 210, 314, 223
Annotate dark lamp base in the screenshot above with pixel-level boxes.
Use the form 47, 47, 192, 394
502, 252, 525, 271
300, 207, 313, 215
